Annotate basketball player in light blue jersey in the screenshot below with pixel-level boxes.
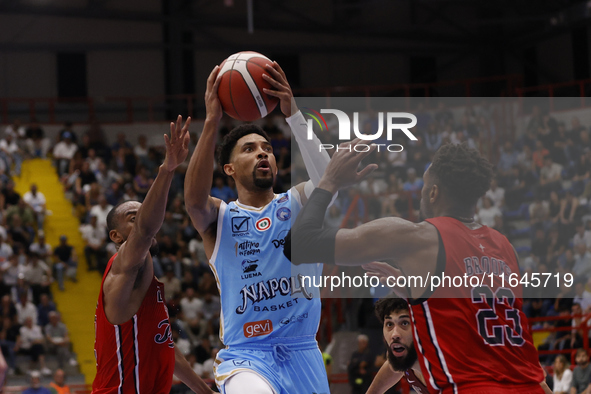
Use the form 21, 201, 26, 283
185, 63, 331, 394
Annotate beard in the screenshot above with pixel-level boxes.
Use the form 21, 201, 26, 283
386, 341, 418, 372
252, 167, 274, 189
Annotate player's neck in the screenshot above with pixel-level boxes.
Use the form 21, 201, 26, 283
236, 187, 275, 208
437, 207, 475, 223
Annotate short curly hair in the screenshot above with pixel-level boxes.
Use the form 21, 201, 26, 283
429, 142, 494, 207
217, 124, 270, 170
374, 297, 409, 324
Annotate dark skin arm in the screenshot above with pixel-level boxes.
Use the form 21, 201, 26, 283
174, 346, 214, 394
313, 141, 439, 290
184, 66, 223, 259
103, 116, 190, 325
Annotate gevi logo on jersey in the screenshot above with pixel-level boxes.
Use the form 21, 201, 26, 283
302, 108, 418, 152
243, 319, 273, 338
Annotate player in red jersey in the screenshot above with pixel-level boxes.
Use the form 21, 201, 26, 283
92, 117, 212, 394
367, 297, 429, 394
285, 142, 552, 393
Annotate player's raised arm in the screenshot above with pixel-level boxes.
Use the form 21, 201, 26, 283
185, 65, 223, 235
283, 142, 439, 275
263, 61, 332, 204
113, 117, 190, 272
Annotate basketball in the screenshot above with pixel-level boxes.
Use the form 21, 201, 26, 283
217, 51, 280, 122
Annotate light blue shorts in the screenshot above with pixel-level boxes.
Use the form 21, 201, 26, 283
214, 335, 330, 394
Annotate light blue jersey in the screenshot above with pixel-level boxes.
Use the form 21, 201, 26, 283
209, 189, 323, 346
210, 189, 329, 393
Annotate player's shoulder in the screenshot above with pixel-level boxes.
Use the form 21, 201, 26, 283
275, 191, 291, 204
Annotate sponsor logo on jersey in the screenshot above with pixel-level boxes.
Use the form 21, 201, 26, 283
242, 259, 259, 273
255, 217, 272, 232
231, 216, 250, 236
276, 207, 291, 221
241, 259, 262, 279
243, 319, 273, 338
279, 312, 309, 326
277, 195, 289, 204
154, 318, 174, 347
271, 229, 289, 249
235, 240, 260, 257
232, 360, 251, 366
236, 275, 313, 314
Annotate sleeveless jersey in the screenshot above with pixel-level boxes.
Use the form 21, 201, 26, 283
404, 369, 429, 394
210, 190, 322, 346
409, 217, 544, 393
92, 254, 175, 394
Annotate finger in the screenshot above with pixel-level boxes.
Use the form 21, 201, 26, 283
272, 61, 288, 81
212, 71, 222, 93
207, 65, 220, 89
352, 143, 378, 162
182, 133, 190, 150
364, 271, 383, 278
264, 64, 286, 85
356, 164, 378, 181
262, 89, 287, 99
164, 133, 171, 150
181, 116, 192, 138
262, 73, 287, 91
174, 115, 183, 141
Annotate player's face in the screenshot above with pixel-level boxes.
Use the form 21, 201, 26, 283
383, 309, 418, 371
227, 134, 277, 190
111, 202, 159, 255
112, 201, 142, 242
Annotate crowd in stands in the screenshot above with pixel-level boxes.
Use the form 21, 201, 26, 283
293, 101, 591, 393
0, 98, 589, 391
0, 119, 79, 385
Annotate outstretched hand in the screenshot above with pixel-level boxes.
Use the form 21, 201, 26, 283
362, 261, 409, 299
262, 61, 297, 118
318, 138, 378, 193
163, 115, 191, 172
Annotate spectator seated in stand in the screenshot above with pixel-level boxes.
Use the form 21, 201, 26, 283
52, 132, 78, 178
45, 312, 77, 368
52, 236, 78, 291
79, 215, 107, 273
49, 368, 71, 394
18, 316, 51, 375
22, 184, 47, 229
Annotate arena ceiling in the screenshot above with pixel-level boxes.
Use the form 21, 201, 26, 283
0, 0, 589, 55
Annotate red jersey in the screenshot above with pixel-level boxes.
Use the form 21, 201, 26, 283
92, 254, 175, 394
409, 217, 544, 394
405, 369, 429, 394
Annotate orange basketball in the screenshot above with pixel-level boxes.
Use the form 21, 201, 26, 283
217, 51, 279, 122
